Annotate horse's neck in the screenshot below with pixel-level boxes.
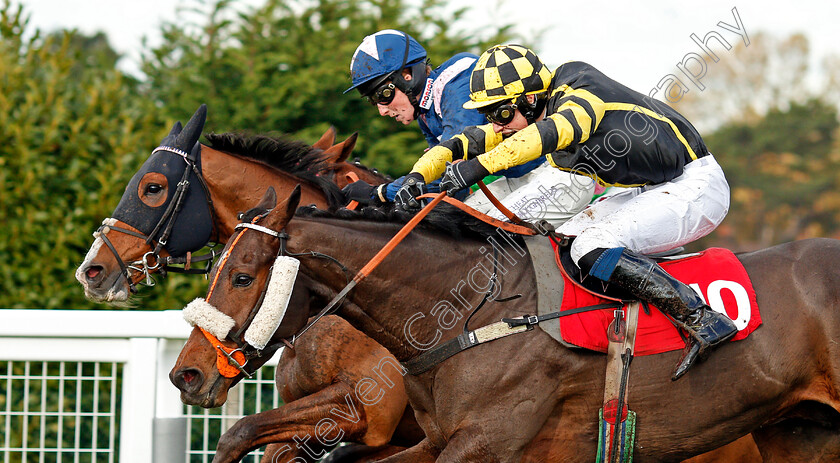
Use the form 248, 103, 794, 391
330, 163, 388, 187
290, 217, 536, 361
200, 147, 329, 240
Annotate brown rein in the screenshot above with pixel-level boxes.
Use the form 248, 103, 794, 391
295, 182, 539, 341
292, 191, 450, 341
416, 189, 536, 236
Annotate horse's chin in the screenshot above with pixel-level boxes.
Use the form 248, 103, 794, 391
83, 283, 131, 304
76, 261, 131, 303
181, 375, 230, 408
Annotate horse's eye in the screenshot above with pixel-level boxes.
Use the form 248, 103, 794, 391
145, 184, 163, 195
233, 274, 254, 287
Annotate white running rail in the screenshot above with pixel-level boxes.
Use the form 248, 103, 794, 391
0, 309, 280, 463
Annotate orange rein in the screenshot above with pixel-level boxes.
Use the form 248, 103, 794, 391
353, 178, 536, 283
415, 192, 536, 236
298, 183, 536, 340
355, 191, 449, 281
427, 158, 535, 235
294, 191, 450, 341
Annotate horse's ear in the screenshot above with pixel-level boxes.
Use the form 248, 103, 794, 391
188, 140, 201, 161
312, 126, 337, 150
285, 185, 302, 217
175, 104, 207, 152
321, 132, 358, 164
169, 121, 183, 137
160, 121, 183, 148
256, 187, 277, 211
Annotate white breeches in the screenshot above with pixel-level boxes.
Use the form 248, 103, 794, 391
557, 154, 730, 264
464, 162, 595, 229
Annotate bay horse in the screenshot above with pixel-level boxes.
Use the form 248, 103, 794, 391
75, 105, 423, 461
183, 185, 840, 462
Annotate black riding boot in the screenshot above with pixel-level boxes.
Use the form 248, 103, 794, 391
594, 249, 738, 380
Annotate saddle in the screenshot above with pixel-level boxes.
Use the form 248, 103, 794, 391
524, 236, 762, 355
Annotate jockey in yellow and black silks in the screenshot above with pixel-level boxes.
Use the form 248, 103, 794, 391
400, 44, 737, 381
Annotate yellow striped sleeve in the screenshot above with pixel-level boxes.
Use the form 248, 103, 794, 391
411, 144, 455, 183
474, 88, 606, 174
476, 123, 544, 173
542, 88, 606, 152
481, 125, 505, 152
411, 124, 502, 183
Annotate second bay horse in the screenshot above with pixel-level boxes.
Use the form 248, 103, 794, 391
177, 186, 840, 462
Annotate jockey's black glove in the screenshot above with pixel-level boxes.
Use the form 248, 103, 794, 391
439, 158, 490, 196
394, 173, 426, 212
341, 180, 382, 206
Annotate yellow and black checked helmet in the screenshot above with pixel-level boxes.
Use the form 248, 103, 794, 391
463, 45, 551, 110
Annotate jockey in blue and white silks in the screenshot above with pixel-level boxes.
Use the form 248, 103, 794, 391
342, 30, 564, 212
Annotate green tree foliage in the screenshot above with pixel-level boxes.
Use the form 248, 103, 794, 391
669, 32, 840, 250
0, 0, 518, 309
673, 32, 813, 131
0, 3, 172, 308
697, 98, 840, 250
141, 0, 516, 176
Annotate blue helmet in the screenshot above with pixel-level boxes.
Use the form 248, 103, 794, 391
345, 29, 428, 98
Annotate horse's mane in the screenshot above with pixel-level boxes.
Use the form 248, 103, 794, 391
204, 132, 345, 209
206, 133, 518, 241
295, 204, 520, 242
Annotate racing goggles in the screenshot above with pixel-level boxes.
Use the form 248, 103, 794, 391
367, 82, 397, 106
479, 100, 518, 126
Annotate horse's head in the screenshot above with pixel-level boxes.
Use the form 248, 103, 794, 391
170, 186, 309, 407
315, 131, 391, 188
76, 105, 213, 302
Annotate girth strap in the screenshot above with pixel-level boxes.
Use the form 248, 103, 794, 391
403, 301, 627, 375
402, 321, 531, 375
503, 302, 624, 328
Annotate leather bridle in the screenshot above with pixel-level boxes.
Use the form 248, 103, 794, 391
198, 214, 351, 379
94, 146, 217, 293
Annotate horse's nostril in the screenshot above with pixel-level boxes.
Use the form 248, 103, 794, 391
182, 370, 197, 384
173, 368, 204, 393
85, 266, 102, 281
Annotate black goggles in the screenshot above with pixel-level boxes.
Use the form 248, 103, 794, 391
366, 82, 397, 106
479, 100, 518, 125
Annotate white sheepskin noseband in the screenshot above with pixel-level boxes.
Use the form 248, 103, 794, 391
244, 256, 300, 350
183, 298, 235, 340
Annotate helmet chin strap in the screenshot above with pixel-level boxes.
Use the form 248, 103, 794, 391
392, 30, 428, 119
392, 61, 429, 119
517, 93, 548, 124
